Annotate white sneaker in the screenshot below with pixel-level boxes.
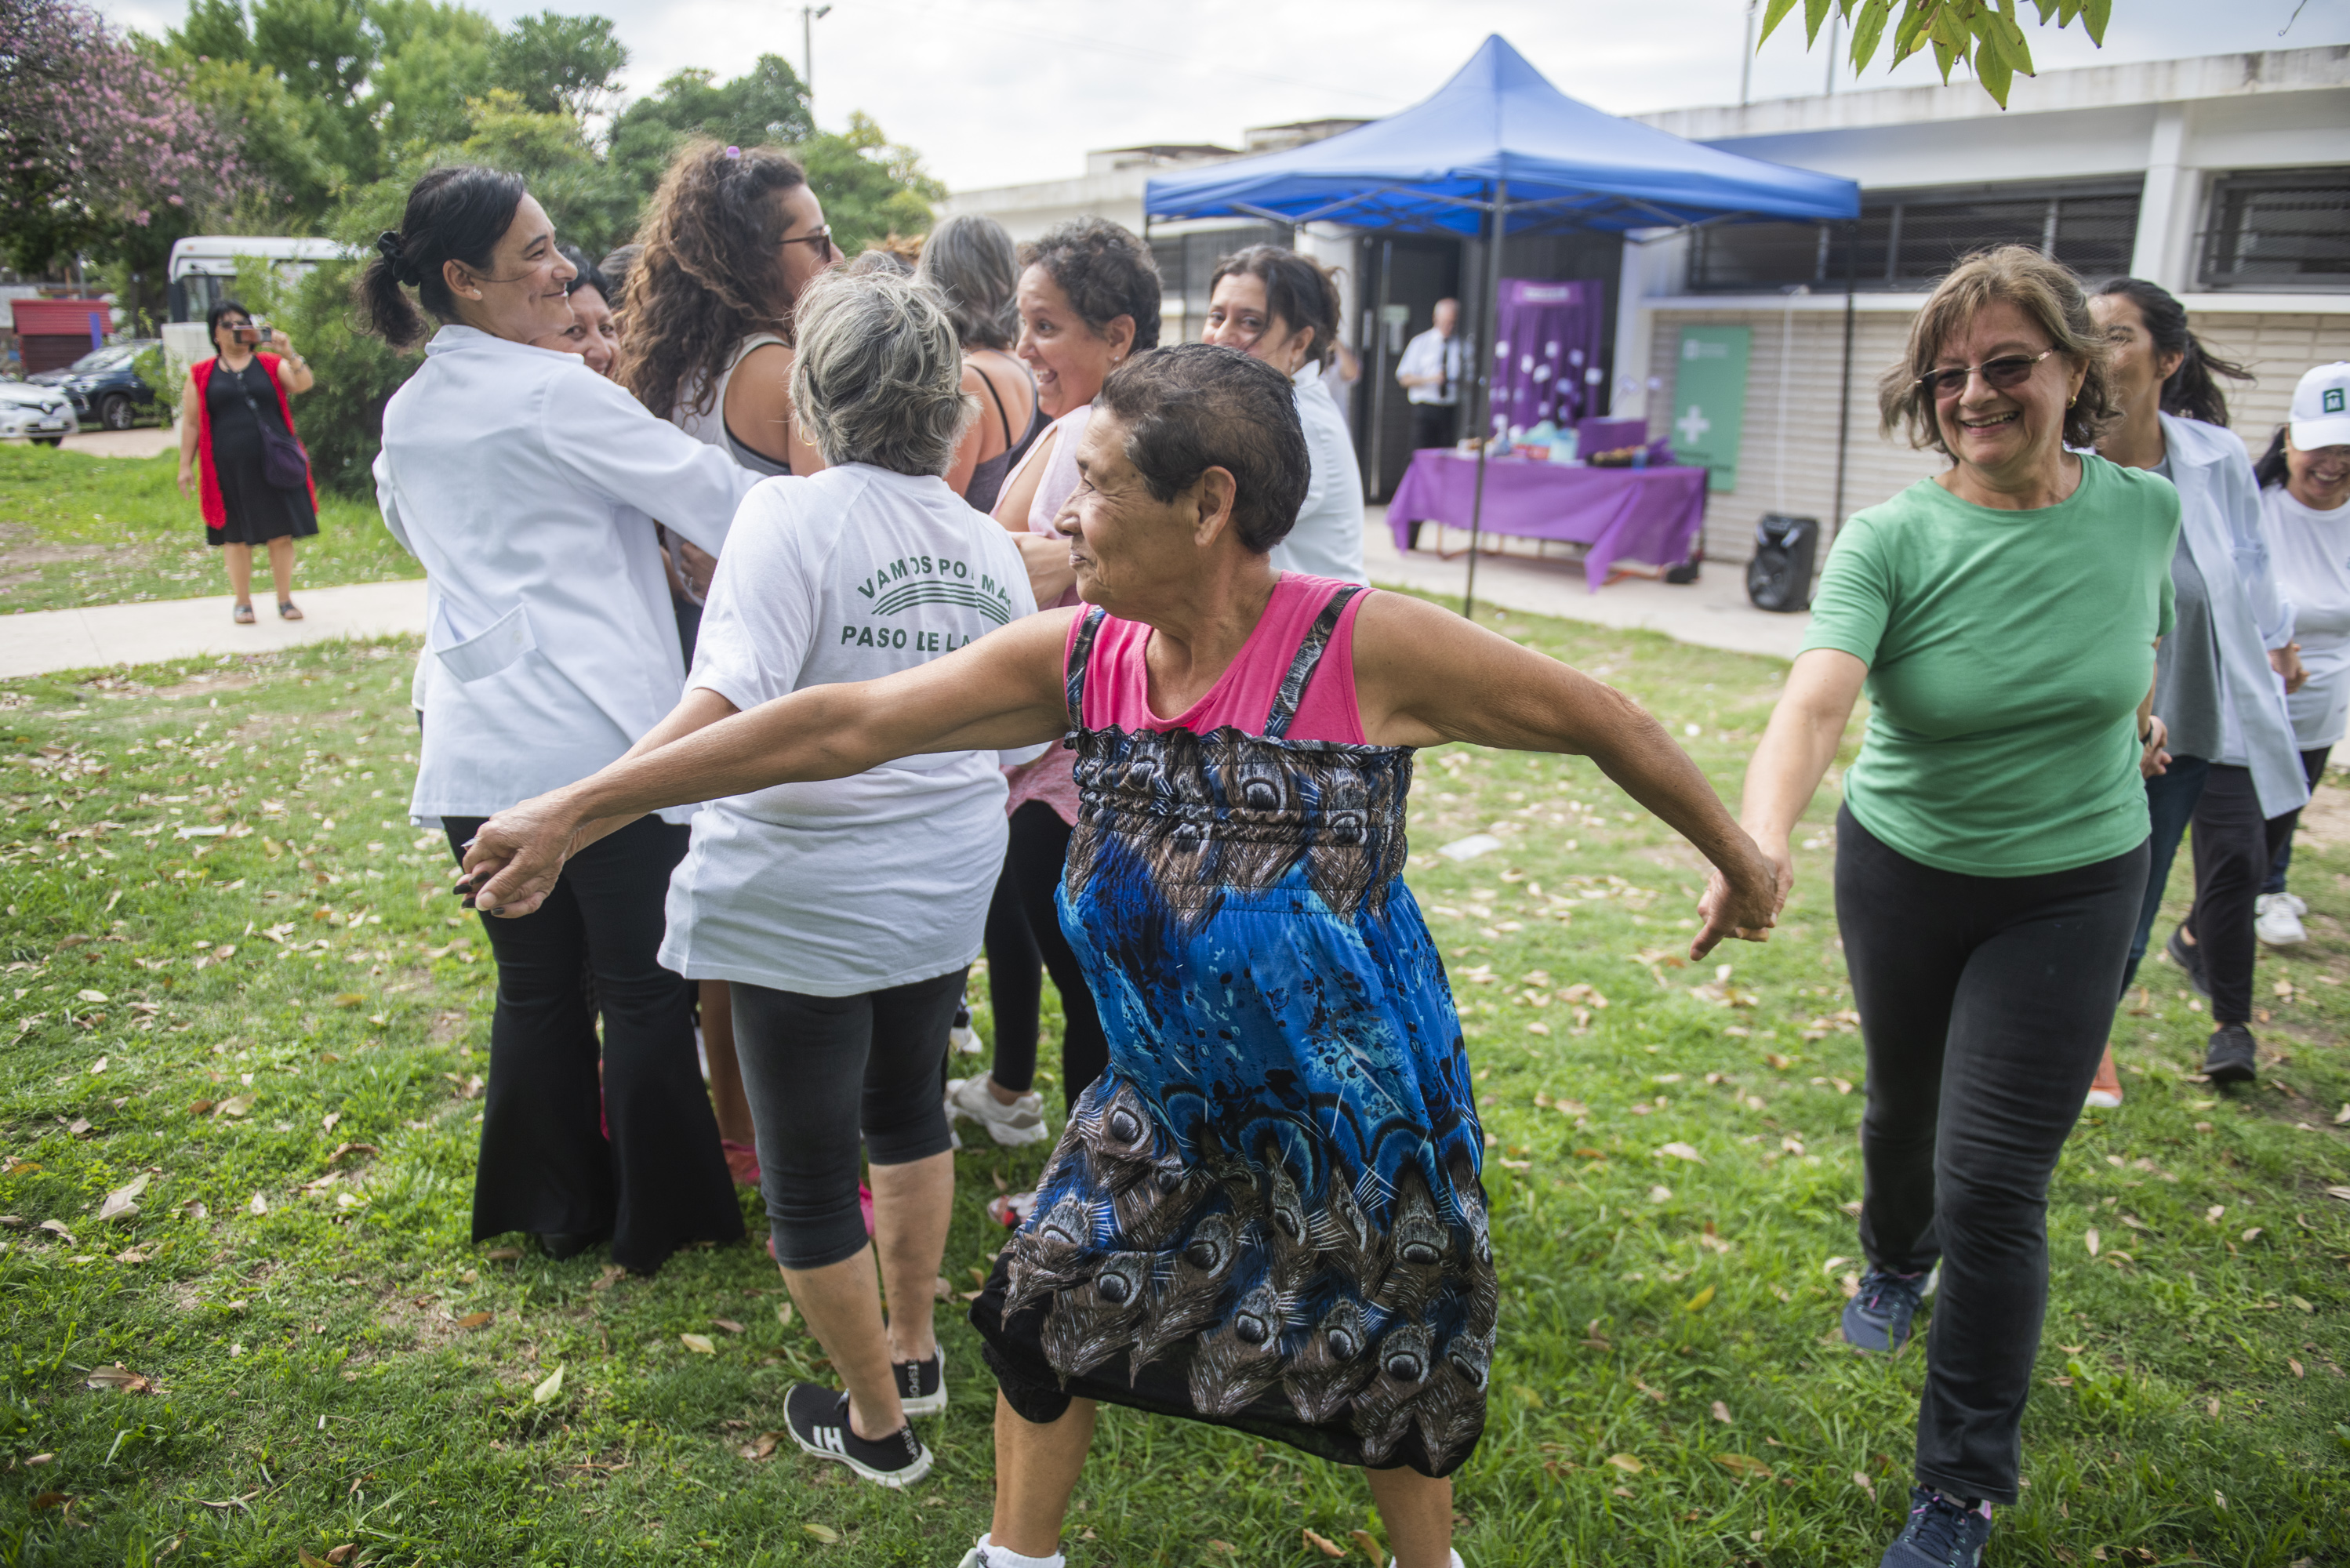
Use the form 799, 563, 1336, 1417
950, 1007, 984, 1054
943, 1076, 1048, 1147
1387, 1554, 1466, 1568
2255, 892, 2308, 947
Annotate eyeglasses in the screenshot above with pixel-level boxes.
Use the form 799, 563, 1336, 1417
1916, 349, 2054, 401
779, 224, 834, 254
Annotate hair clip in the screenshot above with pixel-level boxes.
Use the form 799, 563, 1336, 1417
725, 145, 742, 158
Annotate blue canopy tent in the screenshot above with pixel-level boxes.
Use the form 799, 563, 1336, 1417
1145, 35, 1862, 614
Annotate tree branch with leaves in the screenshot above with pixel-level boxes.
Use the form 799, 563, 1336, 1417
1762, 0, 2112, 107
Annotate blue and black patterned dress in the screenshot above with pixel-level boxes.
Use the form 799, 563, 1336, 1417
971, 587, 1494, 1477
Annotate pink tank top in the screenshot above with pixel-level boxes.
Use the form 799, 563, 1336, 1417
1068, 575, 1370, 745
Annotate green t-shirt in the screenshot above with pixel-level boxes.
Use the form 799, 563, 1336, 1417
1799, 455, 2180, 877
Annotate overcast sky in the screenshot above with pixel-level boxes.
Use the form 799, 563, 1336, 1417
100, 0, 2350, 194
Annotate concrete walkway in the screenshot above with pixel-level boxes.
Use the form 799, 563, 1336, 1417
0, 506, 1806, 681
60, 426, 178, 459
1363, 505, 1810, 662
0, 578, 427, 679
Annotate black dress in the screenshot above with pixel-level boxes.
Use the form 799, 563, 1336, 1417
205, 359, 318, 547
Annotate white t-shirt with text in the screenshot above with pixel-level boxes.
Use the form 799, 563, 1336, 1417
659, 464, 1038, 996
2265, 481, 2350, 749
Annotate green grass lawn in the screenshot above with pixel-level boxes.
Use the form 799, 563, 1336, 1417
0, 615, 2345, 1567
0, 445, 416, 616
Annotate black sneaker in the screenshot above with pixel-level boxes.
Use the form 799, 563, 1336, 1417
1880, 1486, 1992, 1566
2203, 1023, 2257, 1085
893, 1343, 946, 1417
783, 1385, 932, 1487
1841, 1264, 1937, 1352
2166, 924, 2209, 996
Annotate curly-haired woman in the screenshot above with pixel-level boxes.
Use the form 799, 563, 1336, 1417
618, 140, 841, 476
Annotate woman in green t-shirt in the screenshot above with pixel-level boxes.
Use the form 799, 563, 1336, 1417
1700, 246, 2177, 1568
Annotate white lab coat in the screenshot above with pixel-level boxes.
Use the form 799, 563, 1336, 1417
373, 325, 765, 823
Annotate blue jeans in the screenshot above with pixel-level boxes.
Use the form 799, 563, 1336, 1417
2119, 754, 2212, 996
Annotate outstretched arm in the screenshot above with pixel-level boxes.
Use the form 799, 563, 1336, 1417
1709, 646, 1867, 926
460, 608, 1077, 915
1351, 591, 1784, 958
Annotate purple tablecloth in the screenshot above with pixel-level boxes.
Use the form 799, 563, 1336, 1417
1386, 451, 1708, 593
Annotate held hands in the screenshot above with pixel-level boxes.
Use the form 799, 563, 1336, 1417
453, 791, 587, 917
1691, 834, 1785, 960
2141, 714, 2170, 779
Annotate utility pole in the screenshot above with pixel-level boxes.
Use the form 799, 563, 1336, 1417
801, 5, 832, 125
1824, 9, 1840, 96
1740, 0, 1757, 107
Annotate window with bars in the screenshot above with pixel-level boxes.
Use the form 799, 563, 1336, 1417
2199, 168, 2350, 292
1686, 180, 2141, 292
1149, 223, 1291, 343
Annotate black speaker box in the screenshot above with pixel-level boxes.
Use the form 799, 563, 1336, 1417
1745, 514, 1819, 612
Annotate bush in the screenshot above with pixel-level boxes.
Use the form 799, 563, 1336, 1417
132, 343, 185, 423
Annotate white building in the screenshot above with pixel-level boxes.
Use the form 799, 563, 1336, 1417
943, 46, 2350, 564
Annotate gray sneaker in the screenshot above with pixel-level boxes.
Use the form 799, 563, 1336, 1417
944, 1075, 1048, 1147
1842, 1264, 1938, 1352
2203, 1024, 2257, 1085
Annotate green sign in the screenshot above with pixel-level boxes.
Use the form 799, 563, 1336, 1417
1672, 325, 1749, 493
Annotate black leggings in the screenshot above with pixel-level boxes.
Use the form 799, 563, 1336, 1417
730, 969, 964, 1270
444, 814, 743, 1274
2183, 764, 2301, 1025
982, 801, 1109, 1110
1833, 805, 2145, 1504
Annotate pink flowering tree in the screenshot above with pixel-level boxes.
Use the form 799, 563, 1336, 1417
0, 0, 237, 291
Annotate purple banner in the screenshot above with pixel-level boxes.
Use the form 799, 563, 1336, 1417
1490, 278, 1607, 439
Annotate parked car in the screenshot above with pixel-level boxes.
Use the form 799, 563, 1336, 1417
0, 380, 79, 445
27, 339, 162, 430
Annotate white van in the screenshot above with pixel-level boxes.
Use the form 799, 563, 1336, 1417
162, 236, 357, 376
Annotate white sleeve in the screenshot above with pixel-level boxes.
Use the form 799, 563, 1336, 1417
1395, 332, 1432, 385
686, 484, 819, 713
540, 366, 761, 557
2224, 449, 2294, 648
373, 448, 417, 560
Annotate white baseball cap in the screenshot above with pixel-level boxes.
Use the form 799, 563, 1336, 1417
2290, 361, 2350, 451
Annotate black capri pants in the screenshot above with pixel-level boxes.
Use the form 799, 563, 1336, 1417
730, 967, 965, 1270
1834, 804, 2145, 1504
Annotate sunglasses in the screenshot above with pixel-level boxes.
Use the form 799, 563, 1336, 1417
1916, 348, 2054, 402
779, 224, 834, 253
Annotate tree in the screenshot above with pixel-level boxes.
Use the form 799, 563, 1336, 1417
608, 53, 812, 194
797, 112, 946, 257
1763, 0, 2112, 107
492, 9, 627, 120
0, 0, 238, 295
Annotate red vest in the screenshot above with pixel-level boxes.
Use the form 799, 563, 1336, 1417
190, 352, 318, 533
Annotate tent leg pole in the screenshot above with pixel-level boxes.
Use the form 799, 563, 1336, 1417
1464, 181, 1508, 621
1831, 219, 1858, 539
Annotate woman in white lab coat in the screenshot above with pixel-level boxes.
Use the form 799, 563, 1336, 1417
365, 165, 765, 1274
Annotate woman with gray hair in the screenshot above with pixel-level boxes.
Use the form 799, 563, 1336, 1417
603, 267, 1037, 1486
921, 214, 1041, 513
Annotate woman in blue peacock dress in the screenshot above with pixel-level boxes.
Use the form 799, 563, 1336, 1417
459, 343, 1780, 1568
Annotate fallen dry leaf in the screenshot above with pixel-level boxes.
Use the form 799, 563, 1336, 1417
1349, 1529, 1384, 1565
1302, 1529, 1346, 1559
246, 1192, 268, 1216
85, 1366, 152, 1393
591, 1264, 627, 1291
455, 1312, 492, 1330
215, 1094, 254, 1118
484, 1247, 523, 1261
740, 1430, 783, 1460
1606, 1453, 1644, 1474
328, 1548, 356, 1565
324, 1142, 378, 1167
30, 1491, 68, 1511
712, 1317, 745, 1334
2086, 1227, 2100, 1257
801, 1523, 841, 1544
96, 1173, 150, 1223
1657, 1142, 1705, 1164
1711, 1400, 1733, 1424
332, 993, 366, 1008
680, 1333, 716, 1354
298, 1550, 331, 1568
187, 1099, 214, 1116
1684, 1285, 1716, 1312
2288, 1357, 2305, 1378
775, 1301, 795, 1330
1714, 1453, 1773, 1480
532, 1363, 565, 1404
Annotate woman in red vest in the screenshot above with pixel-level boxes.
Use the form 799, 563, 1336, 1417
176, 299, 318, 622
